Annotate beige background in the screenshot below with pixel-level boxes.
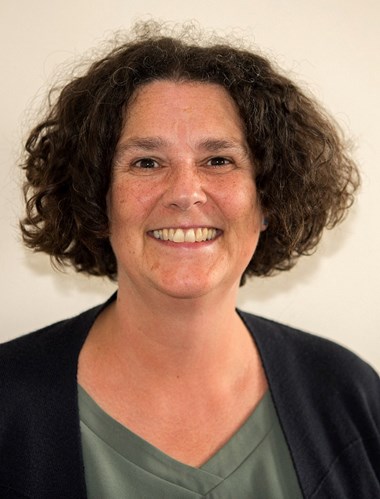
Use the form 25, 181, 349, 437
1, 0, 379, 370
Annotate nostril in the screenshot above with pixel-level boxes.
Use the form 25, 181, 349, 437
168, 190, 207, 210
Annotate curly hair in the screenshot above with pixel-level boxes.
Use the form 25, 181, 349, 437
20, 21, 359, 284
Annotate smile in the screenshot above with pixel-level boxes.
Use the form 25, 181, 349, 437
150, 227, 219, 243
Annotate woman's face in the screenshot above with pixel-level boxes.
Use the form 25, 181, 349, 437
108, 80, 263, 300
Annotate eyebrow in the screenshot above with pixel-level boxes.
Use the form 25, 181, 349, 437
115, 136, 250, 155
116, 137, 166, 152
199, 138, 248, 153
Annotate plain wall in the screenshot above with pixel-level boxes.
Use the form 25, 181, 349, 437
1, 0, 379, 370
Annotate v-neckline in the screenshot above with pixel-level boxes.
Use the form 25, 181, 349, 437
78, 385, 273, 494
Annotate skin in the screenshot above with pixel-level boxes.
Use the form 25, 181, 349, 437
78, 81, 268, 467
109, 80, 263, 301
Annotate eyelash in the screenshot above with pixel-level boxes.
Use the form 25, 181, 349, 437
133, 158, 159, 169
206, 157, 232, 167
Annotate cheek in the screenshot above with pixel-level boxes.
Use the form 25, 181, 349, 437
218, 177, 261, 224
108, 181, 149, 224
107, 187, 133, 245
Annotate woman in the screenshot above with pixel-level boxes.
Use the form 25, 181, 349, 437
1, 22, 379, 498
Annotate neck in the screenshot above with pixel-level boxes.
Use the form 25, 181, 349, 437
92, 280, 255, 387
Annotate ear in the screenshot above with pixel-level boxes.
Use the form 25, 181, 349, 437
261, 216, 269, 232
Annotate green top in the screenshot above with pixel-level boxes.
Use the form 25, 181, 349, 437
79, 386, 302, 498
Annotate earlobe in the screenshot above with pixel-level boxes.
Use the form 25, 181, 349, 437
261, 216, 269, 231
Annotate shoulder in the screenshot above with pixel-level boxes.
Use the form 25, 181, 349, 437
239, 309, 379, 379
240, 311, 380, 496
239, 310, 380, 423
0, 301, 106, 388
0, 302, 105, 499
0, 302, 102, 355
0, 299, 107, 458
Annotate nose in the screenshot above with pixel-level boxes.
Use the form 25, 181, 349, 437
163, 164, 207, 211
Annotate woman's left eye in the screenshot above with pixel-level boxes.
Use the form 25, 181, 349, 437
133, 158, 159, 169
207, 157, 231, 167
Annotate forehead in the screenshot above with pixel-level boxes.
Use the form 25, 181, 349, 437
122, 80, 245, 140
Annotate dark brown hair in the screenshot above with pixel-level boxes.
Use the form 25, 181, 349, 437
20, 21, 359, 283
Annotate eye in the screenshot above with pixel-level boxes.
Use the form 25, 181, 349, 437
133, 158, 159, 169
207, 157, 232, 167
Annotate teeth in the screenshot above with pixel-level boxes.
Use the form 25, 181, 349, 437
185, 229, 196, 242
151, 227, 218, 243
173, 228, 185, 242
195, 228, 203, 242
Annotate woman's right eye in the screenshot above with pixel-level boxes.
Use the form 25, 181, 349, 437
133, 158, 159, 169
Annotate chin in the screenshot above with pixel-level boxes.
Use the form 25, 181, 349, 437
155, 281, 214, 300
152, 271, 239, 300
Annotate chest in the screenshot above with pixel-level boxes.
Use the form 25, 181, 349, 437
79, 361, 267, 467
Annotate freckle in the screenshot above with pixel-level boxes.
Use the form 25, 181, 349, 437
150, 261, 160, 271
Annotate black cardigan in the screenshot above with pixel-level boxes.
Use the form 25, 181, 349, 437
0, 296, 379, 498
